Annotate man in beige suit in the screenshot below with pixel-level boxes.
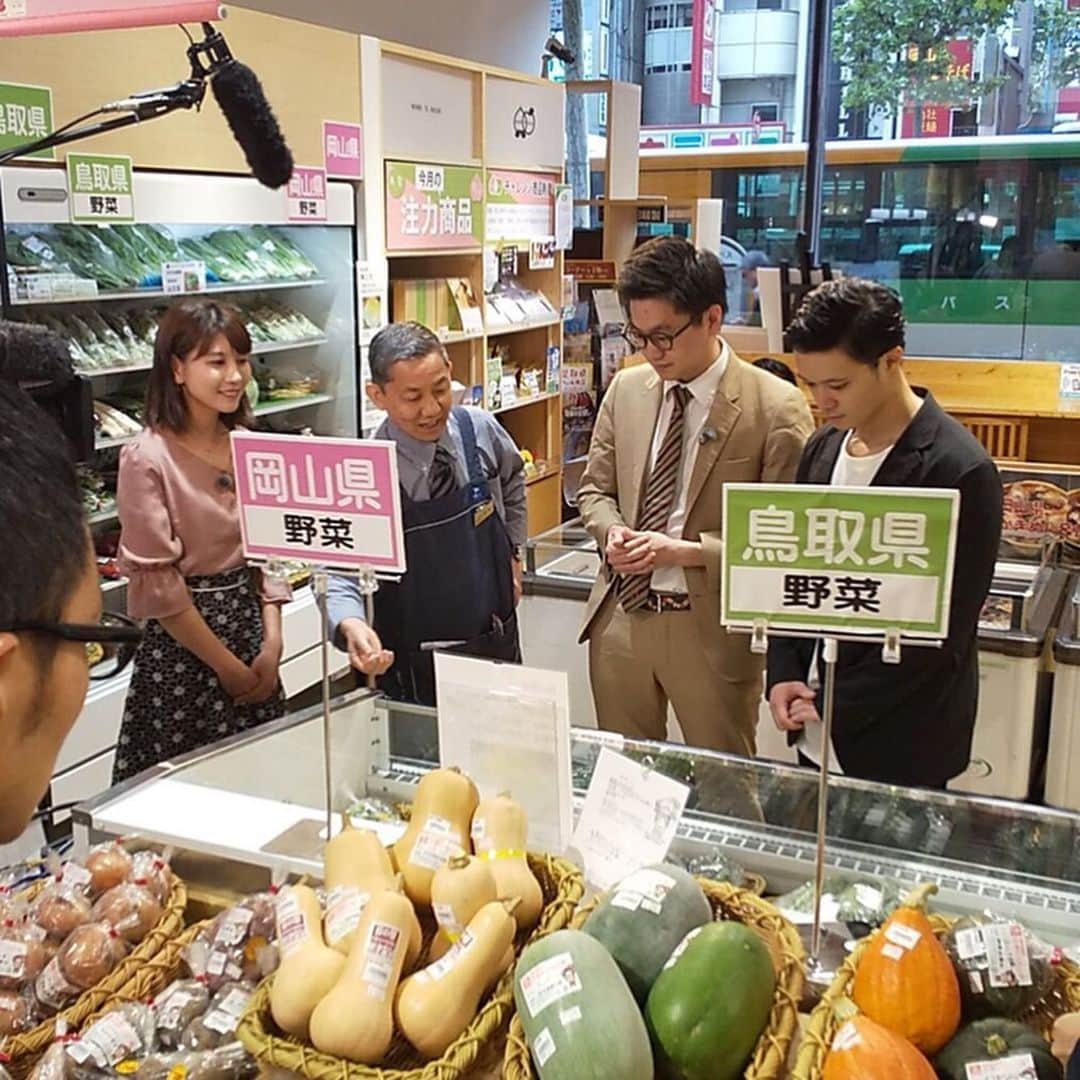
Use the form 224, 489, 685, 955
578, 236, 813, 755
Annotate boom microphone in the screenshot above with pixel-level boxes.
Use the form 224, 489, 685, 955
210, 59, 294, 190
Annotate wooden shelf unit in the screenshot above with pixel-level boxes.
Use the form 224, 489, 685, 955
364, 37, 566, 535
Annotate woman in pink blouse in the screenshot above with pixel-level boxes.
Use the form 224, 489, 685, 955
112, 298, 290, 782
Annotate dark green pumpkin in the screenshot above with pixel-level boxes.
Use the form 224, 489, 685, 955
935, 1019, 1062, 1080
944, 916, 1055, 1019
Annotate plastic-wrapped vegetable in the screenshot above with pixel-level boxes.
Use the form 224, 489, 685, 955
684, 850, 747, 888
65, 1002, 156, 1076
344, 796, 403, 825
135, 1040, 254, 1080
153, 977, 211, 1051
178, 983, 253, 1051
34, 923, 129, 1014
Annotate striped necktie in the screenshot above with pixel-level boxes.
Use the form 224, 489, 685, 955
428, 443, 459, 499
617, 384, 690, 613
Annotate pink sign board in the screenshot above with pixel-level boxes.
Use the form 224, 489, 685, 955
231, 431, 406, 573
322, 120, 362, 180
286, 165, 327, 223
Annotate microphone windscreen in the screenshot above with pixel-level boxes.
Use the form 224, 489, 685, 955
211, 60, 294, 189
0, 321, 74, 387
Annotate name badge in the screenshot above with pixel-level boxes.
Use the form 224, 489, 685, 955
473, 500, 495, 527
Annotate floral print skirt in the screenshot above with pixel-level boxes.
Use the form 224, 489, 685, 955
112, 565, 284, 784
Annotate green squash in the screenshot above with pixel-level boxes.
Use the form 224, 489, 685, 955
944, 916, 1055, 1019
582, 863, 711, 1003
645, 921, 776, 1080
513, 929, 653, 1080
935, 1019, 1063, 1080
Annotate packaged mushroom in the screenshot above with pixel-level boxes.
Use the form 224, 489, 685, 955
186, 881, 279, 992
34, 923, 129, 1015
177, 983, 253, 1052
65, 1002, 156, 1079
79, 844, 133, 900
152, 977, 211, 1051
0, 914, 52, 991
135, 1040, 254, 1080
91, 883, 162, 946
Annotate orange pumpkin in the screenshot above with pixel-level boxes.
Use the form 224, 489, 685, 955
851, 882, 961, 1055
823, 1010, 938, 1080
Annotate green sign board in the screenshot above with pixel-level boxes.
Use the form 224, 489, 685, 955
385, 161, 484, 251
722, 484, 960, 638
0, 82, 54, 160
66, 152, 135, 224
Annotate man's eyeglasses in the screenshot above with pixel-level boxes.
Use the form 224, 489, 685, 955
621, 317, 696, 354
1, 613, 142, 680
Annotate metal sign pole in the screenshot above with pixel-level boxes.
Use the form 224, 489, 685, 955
357, 567, 380, 691
313, 569, 334, 843
811, 636, 838, 960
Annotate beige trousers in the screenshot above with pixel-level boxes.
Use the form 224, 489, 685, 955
587, 601, 761, 757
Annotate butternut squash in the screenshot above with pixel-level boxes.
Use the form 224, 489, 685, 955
392, 767, 479, 906
471, 792, 543, 931
429, 851, 498, 962
308, 883, 414, 1064
268, 884, 344, 1040
324, 813, 396, 893
323, 815, 414, 960
395, 898, 519, 1058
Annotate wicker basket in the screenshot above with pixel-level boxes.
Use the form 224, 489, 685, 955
0, 874, 188, 1079
503, 877, 806, 1080
235, 852, 583, 1080
791, 912, 1080, 1080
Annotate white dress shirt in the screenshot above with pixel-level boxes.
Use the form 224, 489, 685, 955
647, 344, 729, 594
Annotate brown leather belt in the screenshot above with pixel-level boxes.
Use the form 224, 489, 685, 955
644, 591, 692, 613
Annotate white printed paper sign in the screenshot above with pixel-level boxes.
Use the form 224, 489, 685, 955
569, 747, 690, 891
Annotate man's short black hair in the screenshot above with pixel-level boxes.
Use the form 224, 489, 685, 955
617, 236, 728, 318
786, 278, 906, 365
368, 321, 449, 386
753, 357, 797, 385
0, 381, 87, 641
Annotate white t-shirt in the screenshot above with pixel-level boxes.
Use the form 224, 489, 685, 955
795, 418, 917, 771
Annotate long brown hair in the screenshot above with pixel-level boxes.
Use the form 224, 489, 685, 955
144, 298, 254, 431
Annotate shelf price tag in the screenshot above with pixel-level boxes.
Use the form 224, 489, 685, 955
162, 260, 206, 294
569, 747, 690, 891
66, 152, 134, 223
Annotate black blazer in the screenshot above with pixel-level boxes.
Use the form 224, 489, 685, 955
765, 392, 1003, 787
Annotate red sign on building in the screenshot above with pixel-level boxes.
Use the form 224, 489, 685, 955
689, 0, 716, 106
900, 39, 974, 138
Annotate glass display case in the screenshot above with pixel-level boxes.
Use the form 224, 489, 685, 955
74, 688, 1080, 943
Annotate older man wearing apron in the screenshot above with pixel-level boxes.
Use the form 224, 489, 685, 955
326, 322, 526, 706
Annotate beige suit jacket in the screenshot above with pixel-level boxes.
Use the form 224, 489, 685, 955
577, 344, 814, 680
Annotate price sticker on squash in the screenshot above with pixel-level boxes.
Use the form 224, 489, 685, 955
275, 894, 309, 958
361, 922, 402, 995
519, 952, 582, 1018
963, 1053, 1039, 1080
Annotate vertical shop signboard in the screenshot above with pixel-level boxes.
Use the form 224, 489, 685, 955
689, 0, 716, 106
286, 166, 328, 223
66, 152, 134, 223
0, 82, 53, 158
485, 169, 559, 245
322, 120, 362, 180
231, 431, 406, 574
385, 161, 483, 252
721, 484, 960, 637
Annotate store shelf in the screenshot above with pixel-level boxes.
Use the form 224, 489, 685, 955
252, 336, 329, 355
386, 248, 482, 259
253, 393, 333, 417
486, 315, 562, 338
89, 506, 119, 526
438, 328, 485, 345
95, 433, 138, 451
11, 278, 327, 307
78, 338, 329, 380
524, 460, 560, 486
493, 391, 560, 416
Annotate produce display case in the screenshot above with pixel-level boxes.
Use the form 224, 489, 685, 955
72, 689, 1080, 944
1046, 576, 1080, 811
0, 166, 359, 853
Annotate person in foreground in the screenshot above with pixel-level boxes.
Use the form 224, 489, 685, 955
326, 321, 526, 706
767, 278, 1002, 788
0, 376, 140, 841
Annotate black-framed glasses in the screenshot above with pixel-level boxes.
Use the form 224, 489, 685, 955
621, 317, 696, 353
1, 612, 142, 680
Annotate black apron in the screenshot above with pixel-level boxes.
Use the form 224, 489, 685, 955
372, 407, 521, 705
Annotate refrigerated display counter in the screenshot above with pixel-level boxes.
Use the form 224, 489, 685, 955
72, 688, 1080, 943
1046, 577, 1080, 811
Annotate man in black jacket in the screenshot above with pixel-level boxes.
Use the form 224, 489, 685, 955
766, 278, 1002, 788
